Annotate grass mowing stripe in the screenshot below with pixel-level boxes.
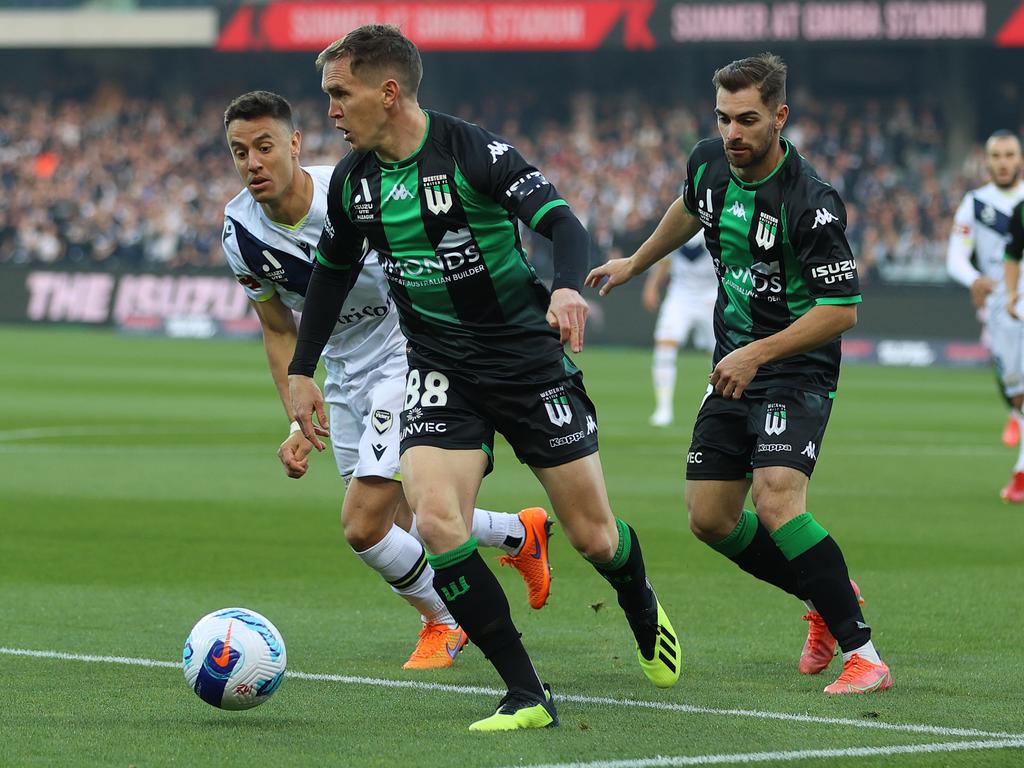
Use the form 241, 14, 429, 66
506, 739, 1024, 768
4, 647, 1020, 741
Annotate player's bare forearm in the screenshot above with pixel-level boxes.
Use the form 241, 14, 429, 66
253, 297, 299, 421
711, 304, 857, 399
1006, 260, 1021, 318
745, 304, 858, 367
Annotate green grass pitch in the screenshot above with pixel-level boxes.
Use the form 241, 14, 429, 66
2, 325, 1023, 767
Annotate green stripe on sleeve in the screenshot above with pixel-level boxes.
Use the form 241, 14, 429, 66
816, 295, 862, 305
529, 199, 569, 230
315, 250, 351, 270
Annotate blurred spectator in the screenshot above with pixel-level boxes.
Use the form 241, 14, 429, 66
0, 86, 997, 282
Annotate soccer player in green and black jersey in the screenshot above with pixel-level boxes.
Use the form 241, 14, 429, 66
286, 25, 680, 731
588, 53, 893, 695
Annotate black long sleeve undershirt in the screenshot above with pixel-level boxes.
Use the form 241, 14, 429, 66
287, 262, 355, 377
538, 213, 590, 292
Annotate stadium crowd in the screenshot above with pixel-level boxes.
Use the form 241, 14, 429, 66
0, 86, 1000, 283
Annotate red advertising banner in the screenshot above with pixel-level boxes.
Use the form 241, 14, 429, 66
217, 0, 1024, 49
217, 1, 657, 52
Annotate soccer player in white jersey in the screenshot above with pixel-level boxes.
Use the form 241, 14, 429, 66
642, 230, 717, 427
946, 130, 1024, 501
220, 91, 553, 668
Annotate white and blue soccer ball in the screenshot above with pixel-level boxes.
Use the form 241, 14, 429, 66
182, 607, 287, 710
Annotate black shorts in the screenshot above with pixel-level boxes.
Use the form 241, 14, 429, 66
685, 386, 833, 480
399, 357, 599, 471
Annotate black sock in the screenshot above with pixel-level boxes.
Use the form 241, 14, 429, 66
709, 509, 804, 598
772, 514, 870, 652
590, 519, 657, 657
428, 539, 544, 697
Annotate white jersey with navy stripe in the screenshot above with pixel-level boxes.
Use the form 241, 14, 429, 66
948, 182, 1024, 297
221, 165, 406, 380
667, 230, 718, 299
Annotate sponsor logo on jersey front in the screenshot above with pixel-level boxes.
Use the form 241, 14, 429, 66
380, 228, 486, 287
764, 403, 787, 436
352, 178, 375, 221
721, 260, 783, 300
697, 187, 714, 227
811, 208, 839, 229
755, 211, 778, 250
260, 250, 287, 282
422, 173, 453, 215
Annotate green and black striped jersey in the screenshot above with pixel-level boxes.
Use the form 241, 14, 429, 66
315, 110, 570, 381
683, 137, 861, 396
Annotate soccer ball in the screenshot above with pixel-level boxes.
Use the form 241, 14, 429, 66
182, 607, 287, 710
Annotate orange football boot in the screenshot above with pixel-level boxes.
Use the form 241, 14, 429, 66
799, 579, 864, 675
499, 507, 553, 609
824, 653, 893, 694
402, 622, 468, 670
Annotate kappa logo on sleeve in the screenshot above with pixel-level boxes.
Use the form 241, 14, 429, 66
811, 208, 839, 229
487, 141, 512, 164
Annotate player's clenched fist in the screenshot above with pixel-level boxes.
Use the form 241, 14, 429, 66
277, 429, 313, 478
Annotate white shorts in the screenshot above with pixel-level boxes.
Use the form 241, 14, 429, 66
988, 294, 1024, 397
654, 286, 716, 351
322, 351, 407, 481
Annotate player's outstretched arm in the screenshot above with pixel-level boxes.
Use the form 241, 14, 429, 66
252, 295, 300, 420
586, 198, 701, 296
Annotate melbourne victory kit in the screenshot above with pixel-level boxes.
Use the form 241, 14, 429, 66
222, 165, 407, 480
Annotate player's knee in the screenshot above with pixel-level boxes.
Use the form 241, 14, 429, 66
687, 504, 734, 543
342, 515, 388, 552
565, 525, 616, 561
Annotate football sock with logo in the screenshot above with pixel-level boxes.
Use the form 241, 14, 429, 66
469, 508, 526, 554
589, 519, 658, 658
709, 509, 804, 598
408, 510, 526, 554
354, 525, 456, 627
771, 513, 871, 653
652, 345, 678, 415
428, 539, 544, 697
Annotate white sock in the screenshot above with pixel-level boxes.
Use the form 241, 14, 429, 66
471, 508, 526, 554
842, 640, 882, 665
353, 525, 456, 628
652, 345, 678, 414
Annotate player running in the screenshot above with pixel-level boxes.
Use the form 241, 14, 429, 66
588, 53, 892, 695
643, 230, 717, 427
947, 131, 1024, 500
220, 90, 552, 670
288, 26, 680, 731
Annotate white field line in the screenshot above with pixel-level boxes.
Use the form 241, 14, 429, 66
505, 739, 1024, 768
3, 647, 1022, 741
0, 425, 269, 442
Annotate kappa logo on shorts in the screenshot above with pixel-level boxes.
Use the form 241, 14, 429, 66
586, 414, 597, 435
802, 441, 817, 460
764, 403, 787, 436
372, 409, 393, 435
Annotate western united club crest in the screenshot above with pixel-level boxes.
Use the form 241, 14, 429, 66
764, 403, 787, 436
755, 211, 778, 250
422, 173, 453, 215
541, 387, 573, 427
